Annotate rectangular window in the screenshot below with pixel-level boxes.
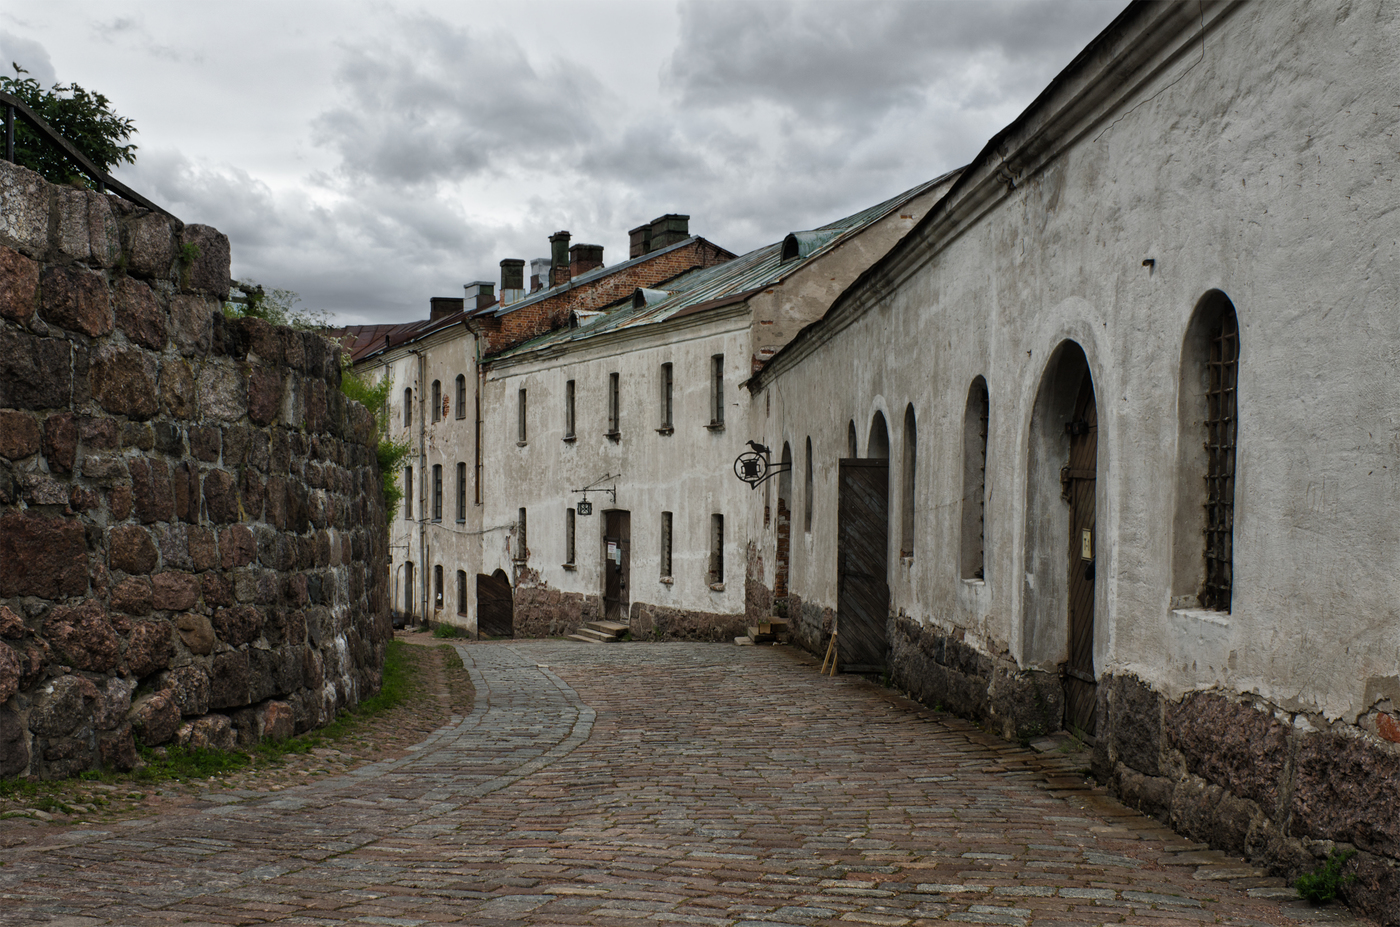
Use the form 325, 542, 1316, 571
434, 564, 443, 610
456, 462, 466, 522
661, 511, 673, 579
432, 464, 442, 522
564, 379, 576, 439
516, 507, 528, 561
474, 391, 482, 505
517, 388, 528, 444
404, 388, 412, 428
660, 363, 673, 430
709, 513, 724, 585
431, 380, 441, 423
566, 508, 576, 565
456, 375, 466, 420
710, 355, 724, 426
404, 466, 413, 519
456, 570, 467, 615
607, 372, 620, 435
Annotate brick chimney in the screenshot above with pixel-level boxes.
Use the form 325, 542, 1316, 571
429, 296, 464, 320
464, 281, 496, 312
529, 257, 550, 293
549, 231, 571, 288
629, 214, 690, 257
499, 259, 525, 306
628, 222, 651, 258
569, 243, 604, 279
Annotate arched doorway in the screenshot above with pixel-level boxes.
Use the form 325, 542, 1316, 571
1023, 342, 1098, 737
834, 411, 891, 674
476, 568, 513, 638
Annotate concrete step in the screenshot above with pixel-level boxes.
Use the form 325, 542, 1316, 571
747, 627, 777, 643
588, 620, 629, 634
566, 633, 602, 644
574, 627, 617, 643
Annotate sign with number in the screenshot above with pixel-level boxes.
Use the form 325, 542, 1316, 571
1081, 528, 1093, 561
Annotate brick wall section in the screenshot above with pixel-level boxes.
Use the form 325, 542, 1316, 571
476, 239, 732, 356
0, 160, 389, 780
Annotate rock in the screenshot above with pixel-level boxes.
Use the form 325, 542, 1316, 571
0, 512, 88, 598
159, 357, 196, 418
168, 294, 213, 356
0, 327, 72, 410
0, 244, 39, 323
200, 362, 247, 422
54, 187, 119, 268
121, 421, 154, 450
0, 708, 29, 777
1167, 691, 1289, 813
98, 725, 138, 771
113, 276, 167, 349
0, 409, 40, 459
171, 460, 200, 524
110, 576, 153, 615
247, 367, 283, 426
108, 524, 158, 574
0, 162, 50, 257
39, 264, 113, 337
179, 225, 230, 299
201, 572, 233, 608
0, 604, 24, 639
200, 468, 238, 523
94, 677, 135, 730
124, 620, 173, 678
39, 736, 96, 778
109, 481, 133, 519
129, 690, 180, 745
42, 412, 78, 473
128, 456, 175, 524
45, 600, 120, 672
122, 210, 177, 279
29, 674, 99, 737
208, 650, 250, 709
175, 612, 216, 655
151, 572, 199, 611
219, 524, 256, 569
260, 700, 294, 741
0, 640, 20, 703
161, 664, 211, 715
18, 471, 69, 506
188, 527, 218, 572
1292, 730, 1400, 855
90, 343, 159, 420
175, 713, 235, 751
212, 604, 263, 647
190, 424, 221, 462
156, 524, 192, 570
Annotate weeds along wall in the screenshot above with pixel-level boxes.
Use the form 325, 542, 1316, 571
0, 160, 390, 779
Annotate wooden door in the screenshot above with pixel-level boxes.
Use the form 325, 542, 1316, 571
1064, 374, 1098, 736
603, 510, 631, 622
476, 569, 513, 638
836, 459, 889, 673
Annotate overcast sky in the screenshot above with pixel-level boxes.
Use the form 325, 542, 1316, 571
1, 1, 1126, 325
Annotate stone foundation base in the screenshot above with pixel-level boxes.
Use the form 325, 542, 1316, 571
511, 586, 601, 639
629, 601, 746, 642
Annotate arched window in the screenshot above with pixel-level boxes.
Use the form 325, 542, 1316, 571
1176, 291, 1239, 612
455, 374, 467, 420
961, 377, 989, 580
431, 380, 442, 422
803, 437, 814, 533
403, 387, 412, 428
900, 405, 916, 557
404, 561, 414, 619
847, 420, 858, 457
867, 412, 889, 459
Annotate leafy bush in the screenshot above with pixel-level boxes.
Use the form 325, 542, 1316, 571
432, 623, 461, 639
1296, 848, 1357, 904
0, 64, 136, 184
340, 355, 412, 522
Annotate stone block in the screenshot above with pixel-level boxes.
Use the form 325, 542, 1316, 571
40, 264, 113, 336
1292, 730, 1400, 856
54, 187, 119, 267
39, 736, 96, 779
18, 471, 68, 505
0, 409, 41, 459
94, 676, 135, 730
109, 524, 158, 574
0, 328, 71, 410
160, 664, 210, 715
201, 571, 233, 607
179, 224, 230, 298
175, 612, 216, 655
175, 713, 235, 751
0, 604, 23, 639
45, 600, 120, 672
90, 343, 159, 420
0, 708, 28, 777
110, 576, 153, 615
240, 468, 265, 521
188, 526, 218, 572
247, 367, 283, 426
159, 357, 196, 418
212, 604, 263, 647
128, 456, 175, 524
260, 699, 295, 741
121, 421, 154, 450
124, 619, 173, 678
1170, 775, 1258, 856
79, 415, 118, 449
0, 512, 88, 597
208, 650, 250, 709
152, 571, 199, 611
1106, 674, 1163, 776
219, 524, 256, 568
201, 361, 247, 422
98, 726, 138, 770
0, 640, 19, 703
0, 160, 50, 257
112, 276, 167, 349
203, 468, 240, 523
0, 244, 39, 322
171, 460, 199, 523
122, 210, 177, 279
42, 412, 77, 473
169, 294, 213, 356
1168, 691, 1289, 813
190, 424, 221, 462
29, 674, 99, 737
129, 690, 180, 745
156, 524, 191, 570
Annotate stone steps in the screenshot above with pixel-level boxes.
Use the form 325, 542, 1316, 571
740, 618, 789, 645
567, 620, 629, 644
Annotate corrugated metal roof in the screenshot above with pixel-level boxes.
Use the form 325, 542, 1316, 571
493, 171, 956, 360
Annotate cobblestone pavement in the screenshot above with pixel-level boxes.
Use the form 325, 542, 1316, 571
0, 642, 1372, 926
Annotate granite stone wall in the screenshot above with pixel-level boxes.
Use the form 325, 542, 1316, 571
0, 160, 389, 779
628, 600, 746, 643
511, 585, 601, 638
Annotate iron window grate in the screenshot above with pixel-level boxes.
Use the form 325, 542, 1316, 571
1202, 314, 1238, 611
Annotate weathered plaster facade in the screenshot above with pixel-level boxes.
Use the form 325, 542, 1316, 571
747, 2, 1400, 919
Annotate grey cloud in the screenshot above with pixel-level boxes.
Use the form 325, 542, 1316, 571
0, 32, 56, 85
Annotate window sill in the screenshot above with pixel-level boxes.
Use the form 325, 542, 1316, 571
431, 518, 442, 524
705, 421, 725, 432
961, 577, 986, 588
562, 563, 577, 571
709, 581, 725, 592
605, 431, 621, 443
456, 518, 466, 525
562, 434, 576, 443
656, 426, 674, 436
1171, 606, 1230, 627
660, 576, 673, 585
516, 441, 528, 448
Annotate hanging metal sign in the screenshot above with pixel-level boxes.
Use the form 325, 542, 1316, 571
734, 440, 789, 489
572, 473, 617, 515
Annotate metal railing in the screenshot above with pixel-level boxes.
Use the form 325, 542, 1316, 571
0, 89, 171, 217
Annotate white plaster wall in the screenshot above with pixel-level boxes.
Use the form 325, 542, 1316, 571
755, 0, 1400, 722
482, 309, 755, 619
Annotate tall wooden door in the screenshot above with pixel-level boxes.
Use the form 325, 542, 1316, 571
604, 510, 631, 622
1064, 374, 1098, 736
476, 568, 513, 638
836, 459, 889, 673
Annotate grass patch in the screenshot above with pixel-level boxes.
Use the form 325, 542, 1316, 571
432, 623, 462, 639
1296, 849, 1357, 904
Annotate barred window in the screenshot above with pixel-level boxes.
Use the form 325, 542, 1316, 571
1203, 311, 1238, 611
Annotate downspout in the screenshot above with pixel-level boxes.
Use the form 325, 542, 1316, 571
414, 349, 428, 628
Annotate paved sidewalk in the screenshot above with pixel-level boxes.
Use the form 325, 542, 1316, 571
0, 642, 1370, 926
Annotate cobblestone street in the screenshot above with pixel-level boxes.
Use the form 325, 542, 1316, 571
0, 643, 1371, 926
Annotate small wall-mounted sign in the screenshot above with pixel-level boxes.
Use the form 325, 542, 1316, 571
577, 500, 593, 516
1081, 528, 1093, 561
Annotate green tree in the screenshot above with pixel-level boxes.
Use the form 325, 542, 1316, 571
223, 281, 332, 331
339, 356, 413, 523
0, 63, 137, 185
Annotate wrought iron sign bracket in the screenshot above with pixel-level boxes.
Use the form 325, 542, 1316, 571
572, 473, 618, 516
734, 441, 790, 490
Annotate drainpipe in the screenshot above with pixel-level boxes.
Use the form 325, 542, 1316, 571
414, 349, 428, 628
